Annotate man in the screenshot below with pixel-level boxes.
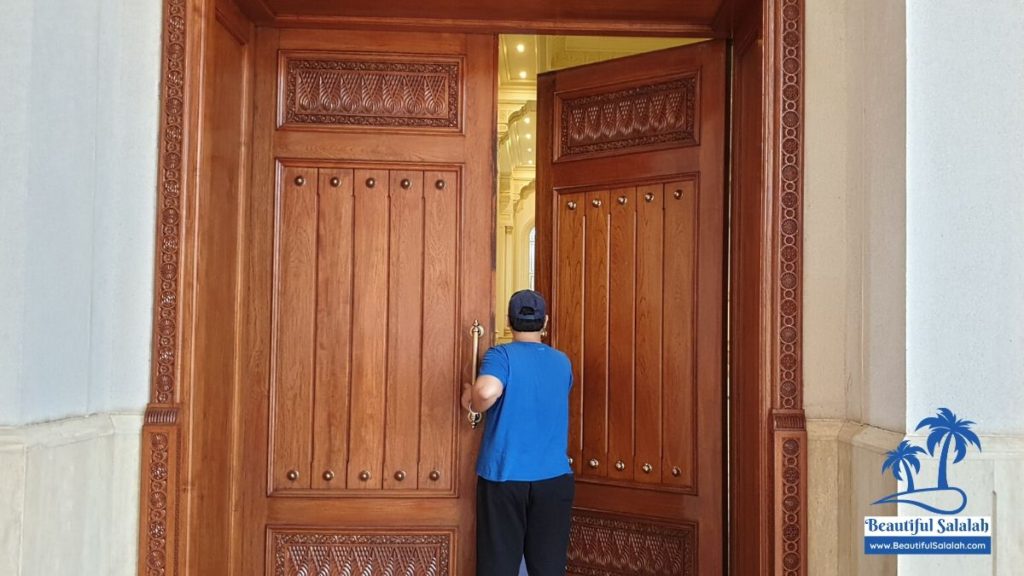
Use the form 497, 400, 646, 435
462, 289, 574, 576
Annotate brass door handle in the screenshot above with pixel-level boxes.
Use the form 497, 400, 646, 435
467, 320, 485, 429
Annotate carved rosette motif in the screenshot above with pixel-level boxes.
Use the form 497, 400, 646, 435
152, 0, 186, 405
282, 56, 462, 130
776, 0, 803, 411
145, 433, 170, 576
145, 0, 187, 573
567, 511, 695, 575
270, 530, 451, 576
778, 436, 805, 576
558, 76, 697, 161
774, 0, 806, 574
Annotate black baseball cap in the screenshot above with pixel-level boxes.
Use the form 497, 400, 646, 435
508, 289, 547, 322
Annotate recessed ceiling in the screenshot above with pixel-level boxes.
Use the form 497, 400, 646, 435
248, 0, 724, 28
498, 35, 539, 92
497, 35, 698, 95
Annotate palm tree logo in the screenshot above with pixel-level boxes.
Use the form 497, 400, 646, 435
916, 407, 982, 489
881, 441, 926, 492
873, 407, 982, 515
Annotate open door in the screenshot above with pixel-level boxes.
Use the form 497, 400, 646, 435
536, 41, 726, 575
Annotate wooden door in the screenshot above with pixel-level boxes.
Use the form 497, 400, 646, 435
537, 41, 726, 575
236, 29, 494, 576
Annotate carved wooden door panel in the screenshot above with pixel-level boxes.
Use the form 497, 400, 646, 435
237, 29, 494, 576
538, 41, 726, 575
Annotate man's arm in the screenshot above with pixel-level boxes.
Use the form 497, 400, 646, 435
461, 374, 504, 413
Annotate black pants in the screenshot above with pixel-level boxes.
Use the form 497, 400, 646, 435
476, 474, 575, 576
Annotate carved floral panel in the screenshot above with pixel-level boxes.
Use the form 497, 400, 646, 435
281, 53, 462, 131
567, 510, 696, 575
557, 75, 698, 161
270, 529, 452, 576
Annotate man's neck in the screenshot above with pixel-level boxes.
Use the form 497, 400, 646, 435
511, 331, 543, 343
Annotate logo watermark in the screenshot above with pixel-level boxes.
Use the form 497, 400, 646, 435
865, 407, 992, 555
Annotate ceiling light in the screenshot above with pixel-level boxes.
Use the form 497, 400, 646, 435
528, 160, 534, 164
518, 70, 528, 79
516, 43, 526, 53
527, 147, 533, 152
524, 117, 531, 124
525, 133, 532, 140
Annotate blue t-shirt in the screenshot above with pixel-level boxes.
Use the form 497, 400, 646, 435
475, 341, 573, 482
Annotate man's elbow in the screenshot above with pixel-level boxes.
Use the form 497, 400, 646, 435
475, 387, 501, 404
473, 378, 504, 410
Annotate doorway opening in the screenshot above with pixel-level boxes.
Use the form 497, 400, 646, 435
493, 35, 703, 343
137, 1, 810, 572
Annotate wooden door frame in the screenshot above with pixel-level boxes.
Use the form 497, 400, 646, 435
138, 0, 807, 574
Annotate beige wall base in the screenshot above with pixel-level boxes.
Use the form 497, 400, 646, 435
809, 419, 902, 576
0, 413, 141, 576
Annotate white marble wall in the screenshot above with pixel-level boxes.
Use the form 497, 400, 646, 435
0, 414, 142, 576
0, 0, 158, 571
0, 0, 161, 425
804, 0, 907, 430
906, 2, 1024, 434
902, 2, 1024, 572
804, 0, 909, 571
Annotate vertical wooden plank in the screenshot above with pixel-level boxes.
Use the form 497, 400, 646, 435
236, 27, 277, 576
582, 189, 609, 478
535, 74, 556, 310
731, 34, 769, 576
634, 183, 664, 485
311, 168, 354, 491
188, 18, 247, 570
270, 165, 317, 491
457, 34, 497, 572
607, 186, 636, 481
555, 191, 585, 474
662, 180, 697, 488
419, 170, 458, 491
347, 168, 390, 490
384, 170, 424, 490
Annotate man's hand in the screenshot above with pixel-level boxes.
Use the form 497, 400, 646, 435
461, 382, 474, 412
